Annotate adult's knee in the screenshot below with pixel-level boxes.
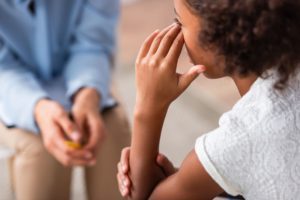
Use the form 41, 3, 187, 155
13, 131, 49, 161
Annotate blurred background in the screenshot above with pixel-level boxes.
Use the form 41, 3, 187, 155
0, 0, 240, 199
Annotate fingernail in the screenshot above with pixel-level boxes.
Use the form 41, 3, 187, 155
121, 187, 127, 196
70, 131, 80, 141
122, 164, 127, 172
124, 179, 129, 186
122, 187, 128, 195
122, 177, 129, 186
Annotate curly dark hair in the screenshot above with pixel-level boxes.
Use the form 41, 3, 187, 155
186, 0, 300, 89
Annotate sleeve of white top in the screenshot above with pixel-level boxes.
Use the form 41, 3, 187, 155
195, 134, 240, 196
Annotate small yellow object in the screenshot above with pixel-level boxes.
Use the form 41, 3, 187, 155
64, 141, 82, 149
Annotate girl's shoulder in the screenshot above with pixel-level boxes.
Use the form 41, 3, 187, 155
195, 69, 300, 198
231, 69, 300, 122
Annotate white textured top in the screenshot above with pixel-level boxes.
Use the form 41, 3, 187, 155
195, 71, 300, 200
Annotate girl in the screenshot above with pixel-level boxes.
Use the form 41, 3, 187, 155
117, 0, 300, 199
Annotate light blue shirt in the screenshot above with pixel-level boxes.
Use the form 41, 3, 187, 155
0, 0, 119, 133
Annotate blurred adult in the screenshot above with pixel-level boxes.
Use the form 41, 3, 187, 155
0, 0, 130, 199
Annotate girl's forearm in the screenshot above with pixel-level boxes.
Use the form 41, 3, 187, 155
129, 105, 168, 200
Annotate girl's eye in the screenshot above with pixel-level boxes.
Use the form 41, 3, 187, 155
174, 18, 182, 26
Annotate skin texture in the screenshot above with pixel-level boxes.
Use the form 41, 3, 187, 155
128, 22, 223, 200
175, 1, 226, 79
117, 147, 178, 197
117, 0, 258, 199
35, 87, 105, 167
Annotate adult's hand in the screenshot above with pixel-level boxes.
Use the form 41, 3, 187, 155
72, 87, 106, 158
35, 99, 95, 166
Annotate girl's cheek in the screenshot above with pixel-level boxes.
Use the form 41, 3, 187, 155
185, 46, 197, 65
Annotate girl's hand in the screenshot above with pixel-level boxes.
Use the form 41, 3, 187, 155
135, 23, 205, 112
117, 147, 177, 198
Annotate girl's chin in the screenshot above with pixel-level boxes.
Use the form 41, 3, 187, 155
202, 71, 225, 79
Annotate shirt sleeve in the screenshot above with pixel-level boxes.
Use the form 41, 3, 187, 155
195, 132, 241, 196
194, 108, 255, 196
0, 39, 49, 133
64, 0, 119, 109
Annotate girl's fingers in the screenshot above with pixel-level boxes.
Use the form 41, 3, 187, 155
117, 174, 124, 196
118, 162, 124, 175
122, 188, 129, 197
156, 154, 177, 176
155, 24, 181, 57
147, 23, 176, 56
136, 30, 160, 61
166, 31, 184, 71
120, 174, 131, 188
117, 173, 130, 197
120, 147, 131, 173
178, 65, 206, 91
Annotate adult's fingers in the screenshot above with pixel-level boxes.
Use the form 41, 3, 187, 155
42, 120, 69, 154
155, 24, 181, 57
50, 127, 95, 166
72, 114, 85, 133
55, 110, 79, 140
50, 123, 87, 158
147, 23, 176, 56
51, 147, 72, 167
51, 121, 94, 161
67, 148, 94, 161
52, 146, 96, 167
71, 113, 85, 143
84, 115, 105, 151
52, 125, 74, 154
